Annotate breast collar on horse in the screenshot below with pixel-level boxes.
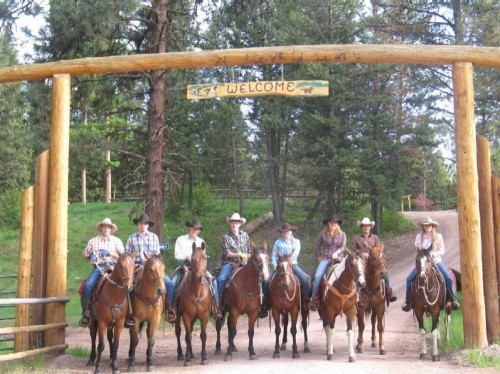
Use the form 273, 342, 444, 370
226, 256, 262, 301
322, 259, 357, 315
132, 266, 163, 308
94, 275, 129, 327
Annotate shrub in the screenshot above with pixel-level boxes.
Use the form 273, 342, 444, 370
0, 189, 22, 229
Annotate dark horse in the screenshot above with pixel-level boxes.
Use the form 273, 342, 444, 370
356, 245, 388, 355
318, 251, 365, 362
87, 252, 135, 374
175, 242, 212, 367
411, 250, 450, 362
127, 255, 165, 372
269, 253, 310, 359
214, 241, 270, 361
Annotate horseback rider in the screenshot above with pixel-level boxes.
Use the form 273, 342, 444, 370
125, 214, 176, 324
79, 218, 124, 328
309, 214, 346, 312
172, 220, 219, 316
266, 222, 311, 310
352, 217, 397, 307
402, 216, 459, 312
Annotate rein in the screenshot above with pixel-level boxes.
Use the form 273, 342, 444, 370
271, 269, 299, 302
414, 261, 442, 306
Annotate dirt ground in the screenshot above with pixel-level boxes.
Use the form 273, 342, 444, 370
42, 211, 497, 373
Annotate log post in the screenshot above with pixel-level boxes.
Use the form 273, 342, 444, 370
452, 62, 487, 348
14, 186, 34, 353
476, 135, 499, 343
44, 74, 71, 347
30, 150, 50, 348
493, 176, 500, 303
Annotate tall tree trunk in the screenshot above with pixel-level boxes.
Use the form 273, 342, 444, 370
105, 141, 111, 203
268, 127, 282, 223
188, 170, 193, 211
371, 201, 382, 236
280, 131, 289, 217
232, 132, 244, 215
145, 0, 168, 240
81, 110, 87, 204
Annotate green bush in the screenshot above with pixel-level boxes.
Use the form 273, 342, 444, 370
192, 183, 217, 215
0, 189, 22, 229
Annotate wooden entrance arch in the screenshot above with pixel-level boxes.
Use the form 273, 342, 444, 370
1, 44, 499, 350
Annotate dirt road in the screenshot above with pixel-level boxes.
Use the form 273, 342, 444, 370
45, 211, 494, 373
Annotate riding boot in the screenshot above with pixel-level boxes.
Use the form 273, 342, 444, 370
309, 296, 319, 312
447, 289, 460, 310
387, 287, 397, 302
164, 294, 177, 323
79, 310, 91, 328
401, 298, 412, 312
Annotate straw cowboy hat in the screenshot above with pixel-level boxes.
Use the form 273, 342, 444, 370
421, 216, 439, 227
96, 217, 118, 233
322, 214, 342, 226
357, 217, 375, 228
277, 222, 298, 232
226, 213, 246, 225
133, 213, 155, 227
186, 219, 203, 231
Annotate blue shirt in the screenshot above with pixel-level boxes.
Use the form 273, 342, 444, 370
125, 230, 160, 264
271, 236, 300, 269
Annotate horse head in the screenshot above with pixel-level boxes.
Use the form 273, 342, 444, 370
369, 245, 388, 280
346, 250, 366, 288
114, 252, 136, 291
191, 242, 207, 283
143, 255, 166, 297
416, 249, 432, 279
250, 241, 270, 282
276, 253, 293, 289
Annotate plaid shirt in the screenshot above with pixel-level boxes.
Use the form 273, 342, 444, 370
82, 234, 124, 266
271, 236, 300, 269
351, 234, 381, 255
125, 230, 160, 264
315, 231, 346, 260
221, 230, 250, 263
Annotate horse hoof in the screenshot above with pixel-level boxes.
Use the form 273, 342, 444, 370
280, 344, 286, 351
380, 349, 386, 355
184, 361, 191, 367
349, 356, 357, 363
201, 359, 209, 366
230, 345, 238, 352
303, 347, 311, 354
292, 352, 300, 359
147, 366, 154, 372
224, 354, 232, 362
356, 346, 363, 353
371, 343, 376, 348
214, 349, 221, 356
419, 353, 427, 360
327, 354, 334, 361
249, 354, 258, 361
432, 355, 440, 362
87, 360, 95, 367
177, 354, 184, 361
273, 352, 280, 359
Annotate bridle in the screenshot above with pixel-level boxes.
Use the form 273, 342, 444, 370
106, 253, 134, 290
274, 258, 298, 301
190, 249, 207, 283
414, 253, 441, 306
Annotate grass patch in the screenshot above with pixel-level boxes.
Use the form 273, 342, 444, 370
66, 345, 91, 358
438, 293, 464, 353
0, 354, 47, 372
467, 349, 500, 369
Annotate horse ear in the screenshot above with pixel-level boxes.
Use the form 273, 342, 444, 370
277, 252, 282, 259
201, 242, 206, 251
263, 241, 268, 251
380, 244, 384, 252
192, 242, 196, 254
145, 253, 151, 260
251, 241, 257, 251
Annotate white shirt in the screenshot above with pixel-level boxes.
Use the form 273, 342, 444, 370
174, 234, 205, 261
415, 232, 445, 264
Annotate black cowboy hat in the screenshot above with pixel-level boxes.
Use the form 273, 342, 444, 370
133, 213, 155, 227
186, 219, 203, 231
277, 222, 298, 232
322, 214, 342, 226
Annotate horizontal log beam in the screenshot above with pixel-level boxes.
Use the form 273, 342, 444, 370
0, 344, 67, 362
0, 322, 68, 335
0, 297, 69, 306
1, 44, 499, 84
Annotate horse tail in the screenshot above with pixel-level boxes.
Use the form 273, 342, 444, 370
450, 268, 461, 292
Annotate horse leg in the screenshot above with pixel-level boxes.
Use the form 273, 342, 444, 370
183, 317, 193, 367
127, 322, 140, 371
290, 309, 299, 359
356, 309, 365, 353
224, 312, 237, 361
110, 324, 123, 374
214, 312, 223, 355
94, 323, 106, 374
301, 309, 310, 353
377, 307, 386, 355
445, 310, 451, 342
416, 312, 427, 360
325, 321, 335, 361
175, 316, 184, 360
280, 313, 288, 351
146, 319, 159, 371
272, 308, 281, 358
247, 311, 258, 360
200, 316, 209, 365
371, 308, 377, 348
87, 322, 97, 367
431, 312, 440, 362
346, 314, 356, 363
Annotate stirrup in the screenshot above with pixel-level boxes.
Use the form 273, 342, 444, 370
401, 301, 411, 312
166, 308, 176, 323
79, 314, 91, 328
125, 315, 135, 327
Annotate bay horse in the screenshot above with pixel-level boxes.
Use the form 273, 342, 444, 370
87, 252, 136, 374
175, 242, 212, 367
318, 251, 365, 362
127, 255, 165, 372
411, 249, 449, 362
356, 245, 388, 355
214, 241, 270, 361
269, 253, 310, 359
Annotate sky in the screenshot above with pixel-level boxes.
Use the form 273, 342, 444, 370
13, 1, 48, 63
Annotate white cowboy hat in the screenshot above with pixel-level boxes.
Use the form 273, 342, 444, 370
357, 217, 375, 228
96, 217, 118, 233
226, 213, 246, 225
421, 216, 439, 227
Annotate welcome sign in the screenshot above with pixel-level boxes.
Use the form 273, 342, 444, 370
187, 80, 329, 99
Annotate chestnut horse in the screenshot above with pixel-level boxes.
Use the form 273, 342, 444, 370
127, 256, 165, 372
318, 251, 365, 362
214, 241, 270, 361
175, 242, 212, 367
269, 253, 309, 359
411, 250, 449, 362
356, 245, 388, 355
87, 252, 135, 374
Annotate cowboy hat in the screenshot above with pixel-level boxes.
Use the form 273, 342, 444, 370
357, 217, 375, 228
226, 213, 246, 225
186, 219, 203, 231
277, 222, 298, 232
421, 216, 439, 227
133, 213, 155, 227
96, 217, 117, 233
322, 214, 342, 226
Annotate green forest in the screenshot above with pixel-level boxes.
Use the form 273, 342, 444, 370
0, 0, 498, 236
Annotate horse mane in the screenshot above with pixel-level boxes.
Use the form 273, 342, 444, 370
370, 244, 384, 256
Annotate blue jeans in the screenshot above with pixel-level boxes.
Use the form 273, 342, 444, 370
405, 262, 455, 301
164, 274, 174, 307
312, 259, 330, 298
293, 264, 311, 297
82, 266, 107, 314
384, 273, 392, 289
216, 263, 233, 304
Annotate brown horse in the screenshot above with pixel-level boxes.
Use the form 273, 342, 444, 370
356, 245, 388, 355
318, 251, 365, 362
175, 242, 212, 366
411, 250, 449, 362
127, 255, 165, 372
269, 253, 309, 359
87, 252, 135, 374
214, 241, 270, 361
